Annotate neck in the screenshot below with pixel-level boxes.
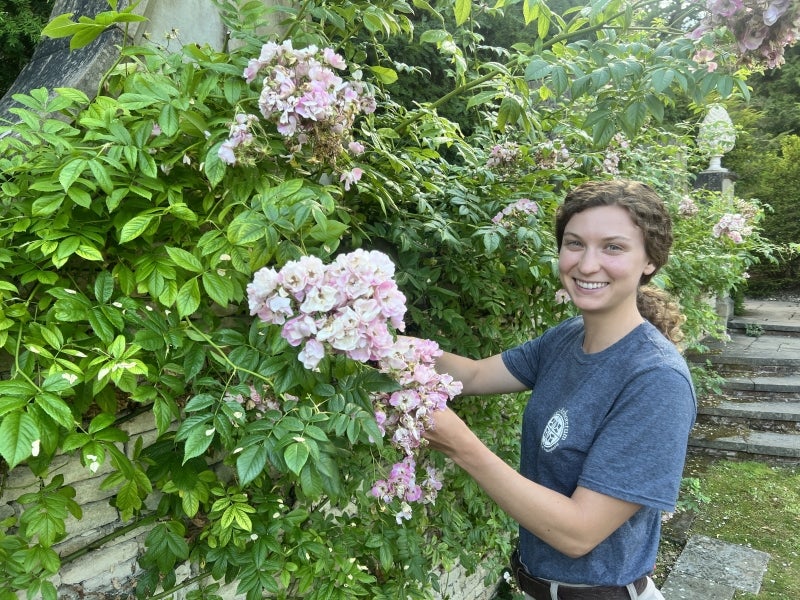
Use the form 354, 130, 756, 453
581, 309, 645, 353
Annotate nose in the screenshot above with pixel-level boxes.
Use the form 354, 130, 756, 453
577, 248, 601, 273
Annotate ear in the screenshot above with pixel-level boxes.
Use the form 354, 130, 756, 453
643, 262, 656, 276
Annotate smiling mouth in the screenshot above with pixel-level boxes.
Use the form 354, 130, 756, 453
574, 279, 608, 290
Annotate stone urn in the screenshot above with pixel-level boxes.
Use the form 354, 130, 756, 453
697, 103, 736, 171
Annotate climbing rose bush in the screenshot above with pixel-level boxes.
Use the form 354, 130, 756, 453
713, 213, 754, 243
370, 336, 461, 519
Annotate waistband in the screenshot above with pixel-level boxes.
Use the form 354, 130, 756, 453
510, 549, 648, 600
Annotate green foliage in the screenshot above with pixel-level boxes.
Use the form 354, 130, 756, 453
0, 0, 777, 598
40, 0, 146, 50
0, 0, 56, 96
727, 132, 800, 293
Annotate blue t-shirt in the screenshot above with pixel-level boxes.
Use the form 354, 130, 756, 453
501, 316, 696, 586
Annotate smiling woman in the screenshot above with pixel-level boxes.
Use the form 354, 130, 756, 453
424, 179, 697, 600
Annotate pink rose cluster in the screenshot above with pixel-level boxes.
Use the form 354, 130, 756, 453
492, 197, 539, 225
246, 250, 406, 370
691, 0, 799, 68
713, 212, 753, 243
370, 337, 463, 522
247, 40, 374, 161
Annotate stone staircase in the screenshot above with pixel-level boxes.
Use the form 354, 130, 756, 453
658, 300, 800, 599
687, 301, 800, 465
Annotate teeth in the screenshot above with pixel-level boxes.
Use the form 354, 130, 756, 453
576, 280, 606, 289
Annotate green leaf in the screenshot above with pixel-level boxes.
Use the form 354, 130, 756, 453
119, 215, 155, 244
59, 158, 88, 192
621, 101, 648, 137
182, 422, 215, 463
650, 68, 675, 93
368, 66, 398, 84
35, 393, 75, 429
284, 441, 310, 476
453, 0, 471, 25
69, 24, 107, 51
228, 212, 266, 246
525, 58, 551, 81
176, 278, 201, 317
89, 412, 116, 434
204, 144, 226, 188
550, 66, 569, 96
202, 271, 234, 307
41, 14, 83, 40
0, 411, 39, 469
92, 272, 114, 304
159, 105, 180, 136
165, 247, 204, 273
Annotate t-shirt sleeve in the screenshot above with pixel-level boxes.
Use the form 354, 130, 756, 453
577, 366, 697, 512
501, 340, 541, 389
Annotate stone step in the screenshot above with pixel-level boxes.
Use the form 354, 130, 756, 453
688, 430, 800, 465
728, 302, 800, 338
697, 400, 800, 433
721, 374, 800, 402
688, 332, 800, 377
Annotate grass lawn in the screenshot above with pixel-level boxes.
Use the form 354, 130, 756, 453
659, 459, 800, 599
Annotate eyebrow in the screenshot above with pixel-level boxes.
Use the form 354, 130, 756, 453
562, 231, 634, 242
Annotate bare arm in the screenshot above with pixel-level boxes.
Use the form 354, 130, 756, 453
435, 352, 528, 396
424, 408, 641, 558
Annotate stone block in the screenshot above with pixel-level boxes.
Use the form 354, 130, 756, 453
59, 538, 140, 584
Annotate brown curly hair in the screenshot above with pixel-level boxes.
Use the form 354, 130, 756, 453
555, 179, 685, 344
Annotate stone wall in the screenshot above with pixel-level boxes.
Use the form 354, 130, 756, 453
0, 2, 500, 598
1, 410, 497, 598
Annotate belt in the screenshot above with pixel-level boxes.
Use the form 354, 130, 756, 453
510, 550, 648, 600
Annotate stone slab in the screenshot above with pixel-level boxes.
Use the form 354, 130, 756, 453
660, 571, 735, 600
670, 535, 770, 595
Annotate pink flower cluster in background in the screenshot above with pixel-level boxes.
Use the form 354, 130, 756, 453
492, 197, 539, 225
248, 251, 463, 522
678, 195, 700, 216
486, 142, 520, 168
691, 0, 799, 68
713, 212, 753, 243
247, 250, 406, 370
237, 40, 375, 164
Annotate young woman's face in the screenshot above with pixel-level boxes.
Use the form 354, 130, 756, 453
558, 204, 655, 316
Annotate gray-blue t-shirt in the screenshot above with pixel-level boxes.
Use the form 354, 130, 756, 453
501, 316, 696, 586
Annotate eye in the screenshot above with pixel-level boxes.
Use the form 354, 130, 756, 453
564, 239, 583, 249
605, 243, 623, 252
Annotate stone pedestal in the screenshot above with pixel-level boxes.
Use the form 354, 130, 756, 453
693, 169, 737, 196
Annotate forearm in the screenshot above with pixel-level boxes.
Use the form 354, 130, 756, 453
443, 426, 637, 558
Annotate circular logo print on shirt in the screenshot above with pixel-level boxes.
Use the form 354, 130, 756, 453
541, 409, 569, 452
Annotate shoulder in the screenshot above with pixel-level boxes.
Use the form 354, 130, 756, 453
623, 323, 697, 406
